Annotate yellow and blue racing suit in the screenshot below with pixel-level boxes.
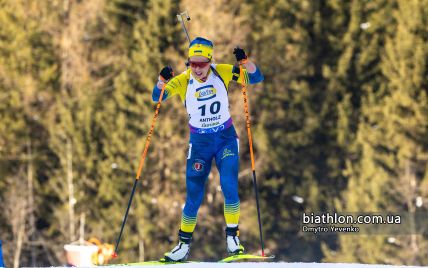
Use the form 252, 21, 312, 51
152, 64, 263, 233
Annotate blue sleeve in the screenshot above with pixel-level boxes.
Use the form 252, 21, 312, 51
151, 85, 169, 102
248, 66, 264, 84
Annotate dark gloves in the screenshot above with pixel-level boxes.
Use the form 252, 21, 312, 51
233, 47, 247, 62
159, 66, 174, 81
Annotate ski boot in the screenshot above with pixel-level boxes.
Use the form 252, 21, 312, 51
163, 230, 192, 262
225, 226, 245, 255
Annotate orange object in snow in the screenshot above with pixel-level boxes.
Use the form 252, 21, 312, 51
88, 238, 115, 265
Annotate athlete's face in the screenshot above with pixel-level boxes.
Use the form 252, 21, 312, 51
189, 56, 211, 81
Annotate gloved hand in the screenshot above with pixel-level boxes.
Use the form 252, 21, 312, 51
159, 66, 174, 81
233, 47, 247, 62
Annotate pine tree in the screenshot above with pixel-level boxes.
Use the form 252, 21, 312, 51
84, 0, 186, 262
0, 0, 60, 266
2, 0, 426, 265
239, 0, 359, 260
323, 0, 428, 265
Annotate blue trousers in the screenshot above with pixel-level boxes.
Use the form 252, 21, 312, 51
180, 126, 240, 233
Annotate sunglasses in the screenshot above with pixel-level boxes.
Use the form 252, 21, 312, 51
188, 60, 211, 68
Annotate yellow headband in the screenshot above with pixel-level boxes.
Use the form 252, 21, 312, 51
188, 44, 213, 59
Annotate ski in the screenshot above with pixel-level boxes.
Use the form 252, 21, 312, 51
107, 260, 192, 266
219, 254, 275, 263
107, 254, 274, 266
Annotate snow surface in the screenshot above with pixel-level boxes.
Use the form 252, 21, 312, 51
96, 263, 427, 268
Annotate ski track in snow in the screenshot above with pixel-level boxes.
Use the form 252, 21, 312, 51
92, 263, 427, 268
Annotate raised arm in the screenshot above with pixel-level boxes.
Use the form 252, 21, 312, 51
233, 47, 264, 84
152, 66, 189, 103
152, 66, 174, 102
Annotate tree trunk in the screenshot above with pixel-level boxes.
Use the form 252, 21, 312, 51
405, 160, 419, 264
13, 201, 26, 268
27, 139, 37, 266
67, 138, 76, 242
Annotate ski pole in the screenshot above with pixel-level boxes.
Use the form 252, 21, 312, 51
112, 81, 167, 259
177, 10, 192, 69
176, 11, 191, 43
239, 64, 265, 257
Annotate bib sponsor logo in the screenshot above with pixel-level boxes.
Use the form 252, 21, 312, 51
197, 125, 225, 134
195, 85, 216, 101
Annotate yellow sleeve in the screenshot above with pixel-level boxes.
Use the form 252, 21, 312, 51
164, 70, 190, 103
214, 64, 249, 89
